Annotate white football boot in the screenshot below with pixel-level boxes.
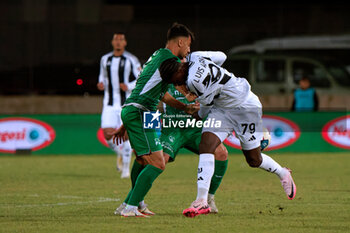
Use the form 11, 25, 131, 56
280, 168, 297, 200
121, 206, 148, 218
208, 194, 218, 214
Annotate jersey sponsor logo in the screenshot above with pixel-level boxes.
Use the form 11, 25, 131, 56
322, 115, 350, 149
0, 117, 55, 153
143, 110, 161, 129
224, 115, 300, 151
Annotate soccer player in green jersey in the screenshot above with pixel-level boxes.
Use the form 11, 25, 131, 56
111, 23, 197, 217
160, 84, 229, 214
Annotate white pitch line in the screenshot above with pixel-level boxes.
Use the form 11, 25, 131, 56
0, 197, 120, 208
228, 202, 350, 206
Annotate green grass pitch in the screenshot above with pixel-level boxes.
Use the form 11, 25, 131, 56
1, 152, 350, 233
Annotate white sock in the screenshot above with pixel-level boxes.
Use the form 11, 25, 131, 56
259, 153, 287, 179
196, 153, 215, 202
121, 141, 132, 175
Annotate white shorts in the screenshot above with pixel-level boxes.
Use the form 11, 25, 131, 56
202, 92, 263, 150
101, 105, 122, 129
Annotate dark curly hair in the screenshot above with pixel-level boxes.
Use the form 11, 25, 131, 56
167, 22, 195, 42
159, 58, 181, 83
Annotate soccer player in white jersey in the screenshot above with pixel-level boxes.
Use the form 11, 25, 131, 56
161, 52, 297, 218
97, 33, 141, 178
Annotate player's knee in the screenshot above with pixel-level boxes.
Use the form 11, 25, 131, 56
147, 152, 166, 171
214, 144, 228, 161
152, 159, 166, 170
158, 163, 166, 171
199, 132, 221, 154
199, 140, 216, 154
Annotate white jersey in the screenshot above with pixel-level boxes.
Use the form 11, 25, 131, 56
187, 52, 262, 149
186, 52, 251, 110
99, 50, 141, 109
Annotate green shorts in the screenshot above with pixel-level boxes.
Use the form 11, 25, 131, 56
160, 126, 202, 162
121, 105, 162, 156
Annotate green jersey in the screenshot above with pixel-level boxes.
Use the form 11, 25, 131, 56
124, 48, 180, 111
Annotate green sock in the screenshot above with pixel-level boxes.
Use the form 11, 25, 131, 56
126, 164, 163, 206
123, 160, 144, 204
209, 160, 228, 195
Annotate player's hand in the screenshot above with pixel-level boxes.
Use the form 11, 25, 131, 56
185, 92, 198, 102
108, 125, 128, 145
120, 83, 128, 92
185, 103, 200, 115
97, 82, 104, 91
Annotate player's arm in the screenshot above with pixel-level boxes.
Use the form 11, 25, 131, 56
107, 124, 128, 145
190, 51, 227, 66
97, 57, 106, 91
174, 84, 198, 102
161, 92, 199, 115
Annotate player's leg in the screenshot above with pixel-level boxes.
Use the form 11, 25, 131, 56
184, 129, 228, 214
243, 147, 286, 177
242, 148, 296, 200
114, 156, 155, 216
113, 110, 133, 178
121, 151, 164, 216
119, 106, 165, 217
197, 132, 223, 201
129, 123, 184, 216
120, 140, 132, 178
183, 107, 231, 217
114, 156, 145, 215
183, 132, 223, 218
236, 94, 296, 200
208, 143, 228, 213
101, 106, 123, 171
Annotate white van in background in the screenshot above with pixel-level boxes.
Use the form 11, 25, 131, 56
224, 35, 350, 110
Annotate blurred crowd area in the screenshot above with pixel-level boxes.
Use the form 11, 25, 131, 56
1, 1, 350, 112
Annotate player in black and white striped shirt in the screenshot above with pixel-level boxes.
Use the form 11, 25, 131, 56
97, 33, 141, 178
